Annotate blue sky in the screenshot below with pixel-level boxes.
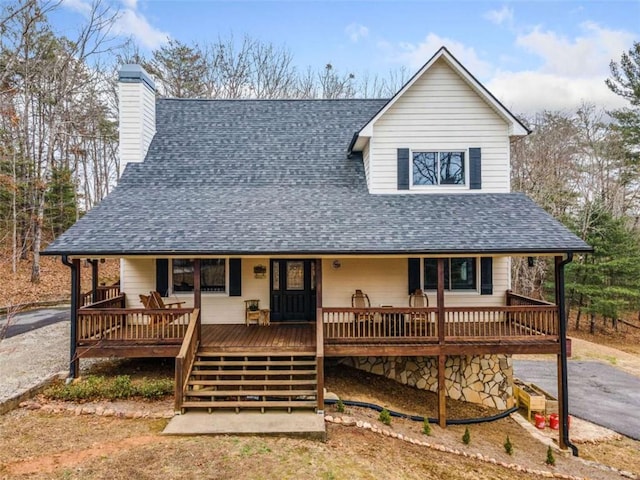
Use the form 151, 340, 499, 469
57, 0, 639, 112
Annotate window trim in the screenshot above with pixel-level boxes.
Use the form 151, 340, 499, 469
170, 258, 229, 295
410, 149, 468, 188
421, 257, 478, 292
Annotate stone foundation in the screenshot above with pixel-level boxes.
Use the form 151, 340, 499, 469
342, 354, 514, 410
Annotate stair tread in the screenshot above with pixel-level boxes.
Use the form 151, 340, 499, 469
188, 379, 317, 386
189, 369, 317, 376
185, 389, 317, 397
194, 360, 317, 367
181, 400, 317, 408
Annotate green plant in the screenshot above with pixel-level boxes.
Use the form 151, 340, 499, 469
378, 408, 391, 426
504, 435, 513, 455
336, 399, 345, 413
109, 375, 134, 399
462, 427, 471, 445
545, 446, 556, 466
422, 419, 431, 436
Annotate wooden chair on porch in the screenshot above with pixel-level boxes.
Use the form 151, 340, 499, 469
149, 291, 185, 309
408, 289, 432, 336
351, 289, 375, 335
245, 299, 261, 326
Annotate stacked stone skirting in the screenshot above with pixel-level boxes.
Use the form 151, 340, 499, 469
342, 354, 515, 410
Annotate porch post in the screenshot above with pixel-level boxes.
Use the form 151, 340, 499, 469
89, 259, 99, 303
193, 259, 201, 310
437, 258, 446, 428
62, 256, 81, 379
315, 258, 324, 413
555, 254, 578, 456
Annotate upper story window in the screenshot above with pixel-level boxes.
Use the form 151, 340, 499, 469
172, 259, 226, 293
424, 257, 476, 290
412, 151, 465, 186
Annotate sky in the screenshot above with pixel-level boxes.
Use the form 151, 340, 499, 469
55, 0, 640, 114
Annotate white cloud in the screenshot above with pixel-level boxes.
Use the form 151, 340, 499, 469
484, 6, 513, 26
485, 22, 635, 113
61, 0, 92, 15
516, 22, 634, 77
345, 23, 369, 42
488, 70, 628, 114
392, 33, 492, 78
114, 7, 169, 50
121, 0, 138, 8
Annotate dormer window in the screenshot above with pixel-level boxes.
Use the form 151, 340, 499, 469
412, 151, 465, 186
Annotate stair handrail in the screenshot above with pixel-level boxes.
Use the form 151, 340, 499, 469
174, 308, 200, 413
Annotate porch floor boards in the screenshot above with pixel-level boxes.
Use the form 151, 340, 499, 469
200, 323, 316, 354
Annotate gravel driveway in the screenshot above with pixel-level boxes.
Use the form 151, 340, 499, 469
0, 322, 70, 404
514, 359, 640, 441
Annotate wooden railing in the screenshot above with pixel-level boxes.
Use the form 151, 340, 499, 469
322, 304, 559, 343
444, 306, 559, 339
81, 284, 122, 307
323, 307, 439, 341
174, 308, 201, 412
76, 307, 196, 343
506, 290, 554, 307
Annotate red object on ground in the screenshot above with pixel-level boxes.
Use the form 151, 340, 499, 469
549, 413, 559, 430
535, 413, 546, 429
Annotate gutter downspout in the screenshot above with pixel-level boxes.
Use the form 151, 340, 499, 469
61, 255, 79, 380
557, 252, 578, 456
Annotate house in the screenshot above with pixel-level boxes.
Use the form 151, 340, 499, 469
44, 47, 590, 450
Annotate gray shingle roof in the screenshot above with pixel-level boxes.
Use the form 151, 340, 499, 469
44, 99, 591, 256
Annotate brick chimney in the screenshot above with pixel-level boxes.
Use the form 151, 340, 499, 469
118, 64, 156, 178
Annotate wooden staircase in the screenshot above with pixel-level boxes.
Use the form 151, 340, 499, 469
180, 350, 319, 413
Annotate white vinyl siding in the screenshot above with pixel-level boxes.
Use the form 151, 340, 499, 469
121, 256, 510, 322
120, 258, 156, 308
118, 81, 156, 178
363, 142, 371, 188
368, 58, 510, 194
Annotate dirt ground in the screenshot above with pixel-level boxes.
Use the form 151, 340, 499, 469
1, 361, 638, 480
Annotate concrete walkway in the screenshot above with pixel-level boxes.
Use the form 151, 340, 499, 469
163, 411, 326, 440
514, 359, 640, 440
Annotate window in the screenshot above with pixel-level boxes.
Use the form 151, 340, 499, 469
424, 258, 476, 290
413, 151, 465, 186
172, 259, 226, 292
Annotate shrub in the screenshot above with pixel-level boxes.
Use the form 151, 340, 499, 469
136, 378, 174, 399
545, 446, 556, 466
422, 419, 432, 436
504, 435, 513, 455
378, 408, 391, 426
336, 399, 345, 413
462, 427, 471, 445
109, 375, 134, 399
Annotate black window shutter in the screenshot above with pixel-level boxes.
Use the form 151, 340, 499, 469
408, 258, 421, 294
480, 257, 493, 295
397, 148, 410, 190
229, 259, 242, 296
156, 259, 169, 296
469, 147, 481, 190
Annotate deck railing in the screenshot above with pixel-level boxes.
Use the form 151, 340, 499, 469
81, 284, 122, 307
77, 307, 196, 343
175, 308, 201, 412
322, 304, 559, 343
323, 307, 439, 341
506, 290, 554, 307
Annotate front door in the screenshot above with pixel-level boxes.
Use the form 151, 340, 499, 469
270, 259, 316, 322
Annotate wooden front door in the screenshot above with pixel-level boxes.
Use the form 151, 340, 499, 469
270, 260, 316, 322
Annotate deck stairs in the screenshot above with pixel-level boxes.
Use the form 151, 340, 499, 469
180, 349, 318, 413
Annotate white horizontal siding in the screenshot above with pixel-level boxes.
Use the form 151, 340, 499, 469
118, 81, 156, 178
121, 256, 510, 321
363, 142, 371, 188
120, 258, 156, 308
369, 58, 510, 194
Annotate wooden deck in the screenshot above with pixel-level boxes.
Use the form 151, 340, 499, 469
200, 323, 316, 354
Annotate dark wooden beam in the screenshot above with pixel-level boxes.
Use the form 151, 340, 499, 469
438, 354, 446, 428
437, 259, 445, 344
71, 258, 81, 377
76, 345, 181, 358
193, 259, 201, 310
90, 259, 99, 303
316, 258, 325, 412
